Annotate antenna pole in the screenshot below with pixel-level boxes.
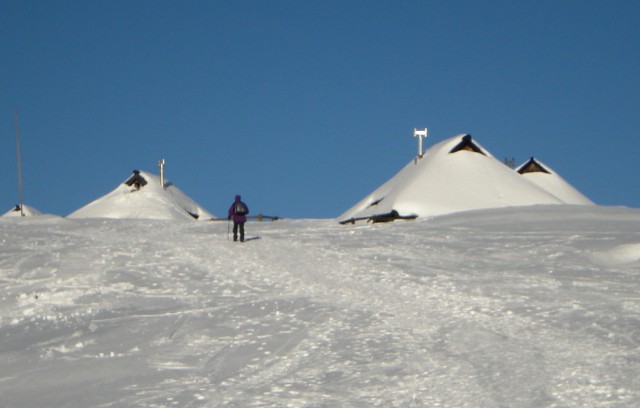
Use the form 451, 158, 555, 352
14, 111, 25, 216
158, 159, 165, 189
413, 128, 428, 158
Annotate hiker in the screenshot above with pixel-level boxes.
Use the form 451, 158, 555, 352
228, 195, 249, 242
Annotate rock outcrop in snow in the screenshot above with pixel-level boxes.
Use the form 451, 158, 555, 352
68, 170, 214, 221
339, 134, 594, 222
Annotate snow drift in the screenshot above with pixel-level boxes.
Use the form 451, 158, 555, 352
68, 170, 214, 221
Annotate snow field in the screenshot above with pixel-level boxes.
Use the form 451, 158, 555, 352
1, 205, 639, 407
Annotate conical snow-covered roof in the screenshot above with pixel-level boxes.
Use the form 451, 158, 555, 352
68, 170, 214, 221
2, 204, 42, 217
339, 134, 568, 222
516, 157, 594, 205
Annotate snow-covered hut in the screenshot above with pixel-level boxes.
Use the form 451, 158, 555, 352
339, 134, 569, 222
516, 157, 594, 205
68, 170, 214, 221
2, 204, 42, 217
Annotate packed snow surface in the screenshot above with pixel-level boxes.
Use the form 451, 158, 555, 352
1, 205, 640, 407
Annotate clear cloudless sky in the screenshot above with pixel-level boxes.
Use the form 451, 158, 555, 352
2, 0, 639, 219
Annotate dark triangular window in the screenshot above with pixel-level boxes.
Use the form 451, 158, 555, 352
517, 157, 550, 174
125, 170, 148, 190
449, 135, 485, 155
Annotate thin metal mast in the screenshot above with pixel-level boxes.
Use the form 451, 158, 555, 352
14, 111, 25, 216
413, 128, 427, 159
158, 159, 166, 189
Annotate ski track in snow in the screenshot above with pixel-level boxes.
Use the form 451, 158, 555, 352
1, 206, 640, 407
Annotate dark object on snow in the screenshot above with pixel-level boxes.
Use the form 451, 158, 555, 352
368, 210, 417, 223
339, 216, 368, 224
367, 198, 384, 208
125, 170, 148, 190
339, 210, 418, 225
449, 135, 485, 155
517, 157, 551, 175
209, 214, 281, 222
249, 214, 281, 221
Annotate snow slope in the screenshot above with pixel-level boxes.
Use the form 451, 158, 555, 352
68, 171, 214, 221
340, 135, 592, 221
1, 205, 640, 407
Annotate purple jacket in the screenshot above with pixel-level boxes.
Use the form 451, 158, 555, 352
228, 195, 249, 223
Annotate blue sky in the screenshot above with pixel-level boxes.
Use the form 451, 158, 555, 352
2, 1, 639, 219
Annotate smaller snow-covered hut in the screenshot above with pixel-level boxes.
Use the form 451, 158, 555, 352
339, 134, 591, 223
516, 157, 594, 205
2, 204, 42, 217
68, 170, 214, 221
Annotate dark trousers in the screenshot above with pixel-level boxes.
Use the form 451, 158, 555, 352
233, 222, 245, 242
